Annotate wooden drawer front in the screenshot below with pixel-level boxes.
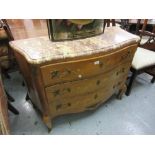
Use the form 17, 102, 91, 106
49, 85, 114, 116
46, 62, 130, 116
41, 45, 136, 86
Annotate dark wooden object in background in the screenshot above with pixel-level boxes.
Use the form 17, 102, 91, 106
126, 64, 155, 96
138, 19, 155, 51
0, 68, 19, 134
104, 19, 116, 27
0, 19, 16, 78
126, 19, 155, 96
0, 70, 10, 134
139, 19, 155, 83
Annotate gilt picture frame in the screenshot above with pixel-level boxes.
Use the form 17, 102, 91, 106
47, 19, 105, 41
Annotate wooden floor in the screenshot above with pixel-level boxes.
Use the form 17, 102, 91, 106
7, 19, 48, 40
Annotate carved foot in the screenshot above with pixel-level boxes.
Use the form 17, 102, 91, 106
43, 116, 52, 132
117, 84, 127, 100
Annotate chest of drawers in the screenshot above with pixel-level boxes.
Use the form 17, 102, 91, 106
10, 27, 140, 131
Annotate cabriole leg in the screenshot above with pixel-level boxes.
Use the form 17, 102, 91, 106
43, 115, 52, 132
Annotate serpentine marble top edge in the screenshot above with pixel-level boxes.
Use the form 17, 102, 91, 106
10, 27, 140, 65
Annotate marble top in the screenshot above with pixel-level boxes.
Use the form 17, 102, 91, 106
10, 27, 140, 64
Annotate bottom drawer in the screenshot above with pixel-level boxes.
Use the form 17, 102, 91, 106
49, 86, 114, 116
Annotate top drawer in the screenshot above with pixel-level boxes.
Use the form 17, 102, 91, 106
41, 45, 137, 86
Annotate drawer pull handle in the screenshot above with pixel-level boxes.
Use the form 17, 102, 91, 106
78, 74, 82, 78
94, 60, 100, 65
96, 80, 101, 85
67, 102, 71, 107
94, 61, 103, 68
117, 82, 121, 86
67, 88, 71, 92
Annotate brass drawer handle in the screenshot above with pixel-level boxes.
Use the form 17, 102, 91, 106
96, 80, 101, 85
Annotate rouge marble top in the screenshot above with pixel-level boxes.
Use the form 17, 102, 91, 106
10, 27, 140, 64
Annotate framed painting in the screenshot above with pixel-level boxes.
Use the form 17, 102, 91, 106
47, 19, 105, 41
